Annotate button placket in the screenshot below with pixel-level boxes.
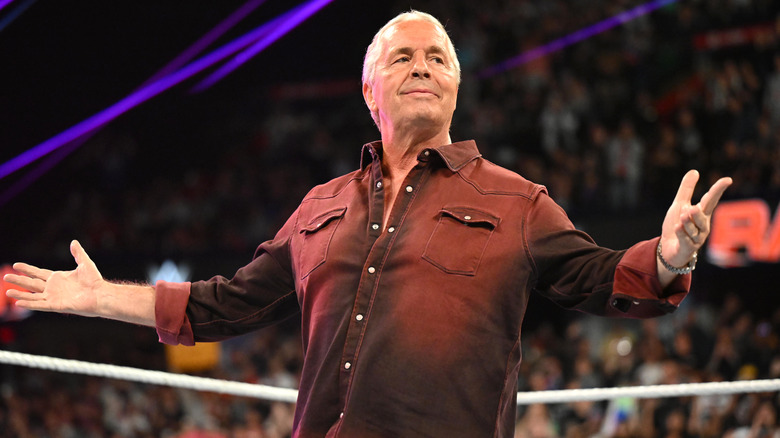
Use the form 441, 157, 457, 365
339, 157, 428, 412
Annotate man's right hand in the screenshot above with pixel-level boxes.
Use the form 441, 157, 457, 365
5, 240, 102, 317
4, 240, 157, 325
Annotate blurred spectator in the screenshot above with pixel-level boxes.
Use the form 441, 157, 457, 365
540, 90, 580, 158
606, 119, 645, 212
765, 54, 780, 130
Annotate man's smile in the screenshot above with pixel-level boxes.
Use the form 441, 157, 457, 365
401, 88, 438, 97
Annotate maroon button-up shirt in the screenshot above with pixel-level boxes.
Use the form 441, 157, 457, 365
155, 140, 690, 437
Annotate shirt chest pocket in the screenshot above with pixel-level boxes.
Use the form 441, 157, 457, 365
298, 206, 347, 279
422, 206, 500, 276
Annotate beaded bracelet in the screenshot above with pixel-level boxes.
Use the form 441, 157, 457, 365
657, 241, 697, 275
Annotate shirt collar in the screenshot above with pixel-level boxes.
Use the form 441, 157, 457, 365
360, 140, 481, 171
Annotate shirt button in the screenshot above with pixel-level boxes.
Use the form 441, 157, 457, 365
406, 185, 413, 193
387, 227, 395, 233
344, 362, 352, 370
372, 223, 379, 230
356, 314, 364, 321
376, 181, 383, 189
464, 215, 471, 220
367, 266, 376, 274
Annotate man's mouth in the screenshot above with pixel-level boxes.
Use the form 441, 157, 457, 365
403, 89, 437, 97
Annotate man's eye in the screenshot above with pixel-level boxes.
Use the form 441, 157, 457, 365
431, 56, 444, 64
394, 56, 410, 63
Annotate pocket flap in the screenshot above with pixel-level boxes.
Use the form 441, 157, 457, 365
301, 207, 347, 233
439, 207, 499, 228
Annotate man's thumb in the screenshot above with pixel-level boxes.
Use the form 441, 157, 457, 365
70, 240, 88, 266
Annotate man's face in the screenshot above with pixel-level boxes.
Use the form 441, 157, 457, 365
363, 20, 458, 136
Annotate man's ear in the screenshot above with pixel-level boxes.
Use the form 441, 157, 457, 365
362, 81, 377, 113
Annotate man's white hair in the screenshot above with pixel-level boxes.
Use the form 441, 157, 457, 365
362, 10, 461, 127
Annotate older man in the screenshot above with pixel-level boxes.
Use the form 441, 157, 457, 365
6, 10, 730, 438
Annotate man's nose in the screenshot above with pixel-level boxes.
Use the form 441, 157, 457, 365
410, 54, 431, 78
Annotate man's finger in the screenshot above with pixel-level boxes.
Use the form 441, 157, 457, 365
3, 274, 46, 293
6, 289, 46, 301
687, 206, 709, 232
8, 295, 54, 311
70, 239, 96, 269
682, 216, 699, 240
699, 177, 733, 215
673, 224, 700, 255
673, 170, 700, 205
11, 262, 53, 280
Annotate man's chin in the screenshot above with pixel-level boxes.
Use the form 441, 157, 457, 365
403, 116, 446, 133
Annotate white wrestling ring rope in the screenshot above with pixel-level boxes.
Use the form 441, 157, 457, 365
1, 349, 779, 405
0, 349, 298, 403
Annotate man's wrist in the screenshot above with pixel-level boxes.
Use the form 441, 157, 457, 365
656, 241, 697, 275
99, 281, 157, 326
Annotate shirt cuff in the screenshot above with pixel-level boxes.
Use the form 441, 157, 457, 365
154, 280, 195, 346
611, 237, 691, 317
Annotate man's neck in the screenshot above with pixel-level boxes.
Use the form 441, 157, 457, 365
380, 127, 451, 181
375, 127, 451, 231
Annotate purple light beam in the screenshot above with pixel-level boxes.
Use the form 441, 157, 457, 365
0, 0, 35, 32
0, 132, 92, 207
191, 0, 334, 93
479, 0, 679, 78
0, 0, 264, 204
140, 0, 267, 88
0, 0, 333, 181
0, 0, 16, 13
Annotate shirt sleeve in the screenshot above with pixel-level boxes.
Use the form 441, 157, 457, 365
154, 208, 300, 345
610, 236, 690, 317
155, 280, 195, 345
526, 191, 690, 318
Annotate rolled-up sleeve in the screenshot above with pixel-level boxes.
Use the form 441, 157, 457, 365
155, 280, 195, 346
610, 236, 690, 317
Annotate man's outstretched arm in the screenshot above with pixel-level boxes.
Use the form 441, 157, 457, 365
4, 239, 156, 326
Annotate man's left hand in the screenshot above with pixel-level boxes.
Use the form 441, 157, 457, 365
658, 170, 732, 283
